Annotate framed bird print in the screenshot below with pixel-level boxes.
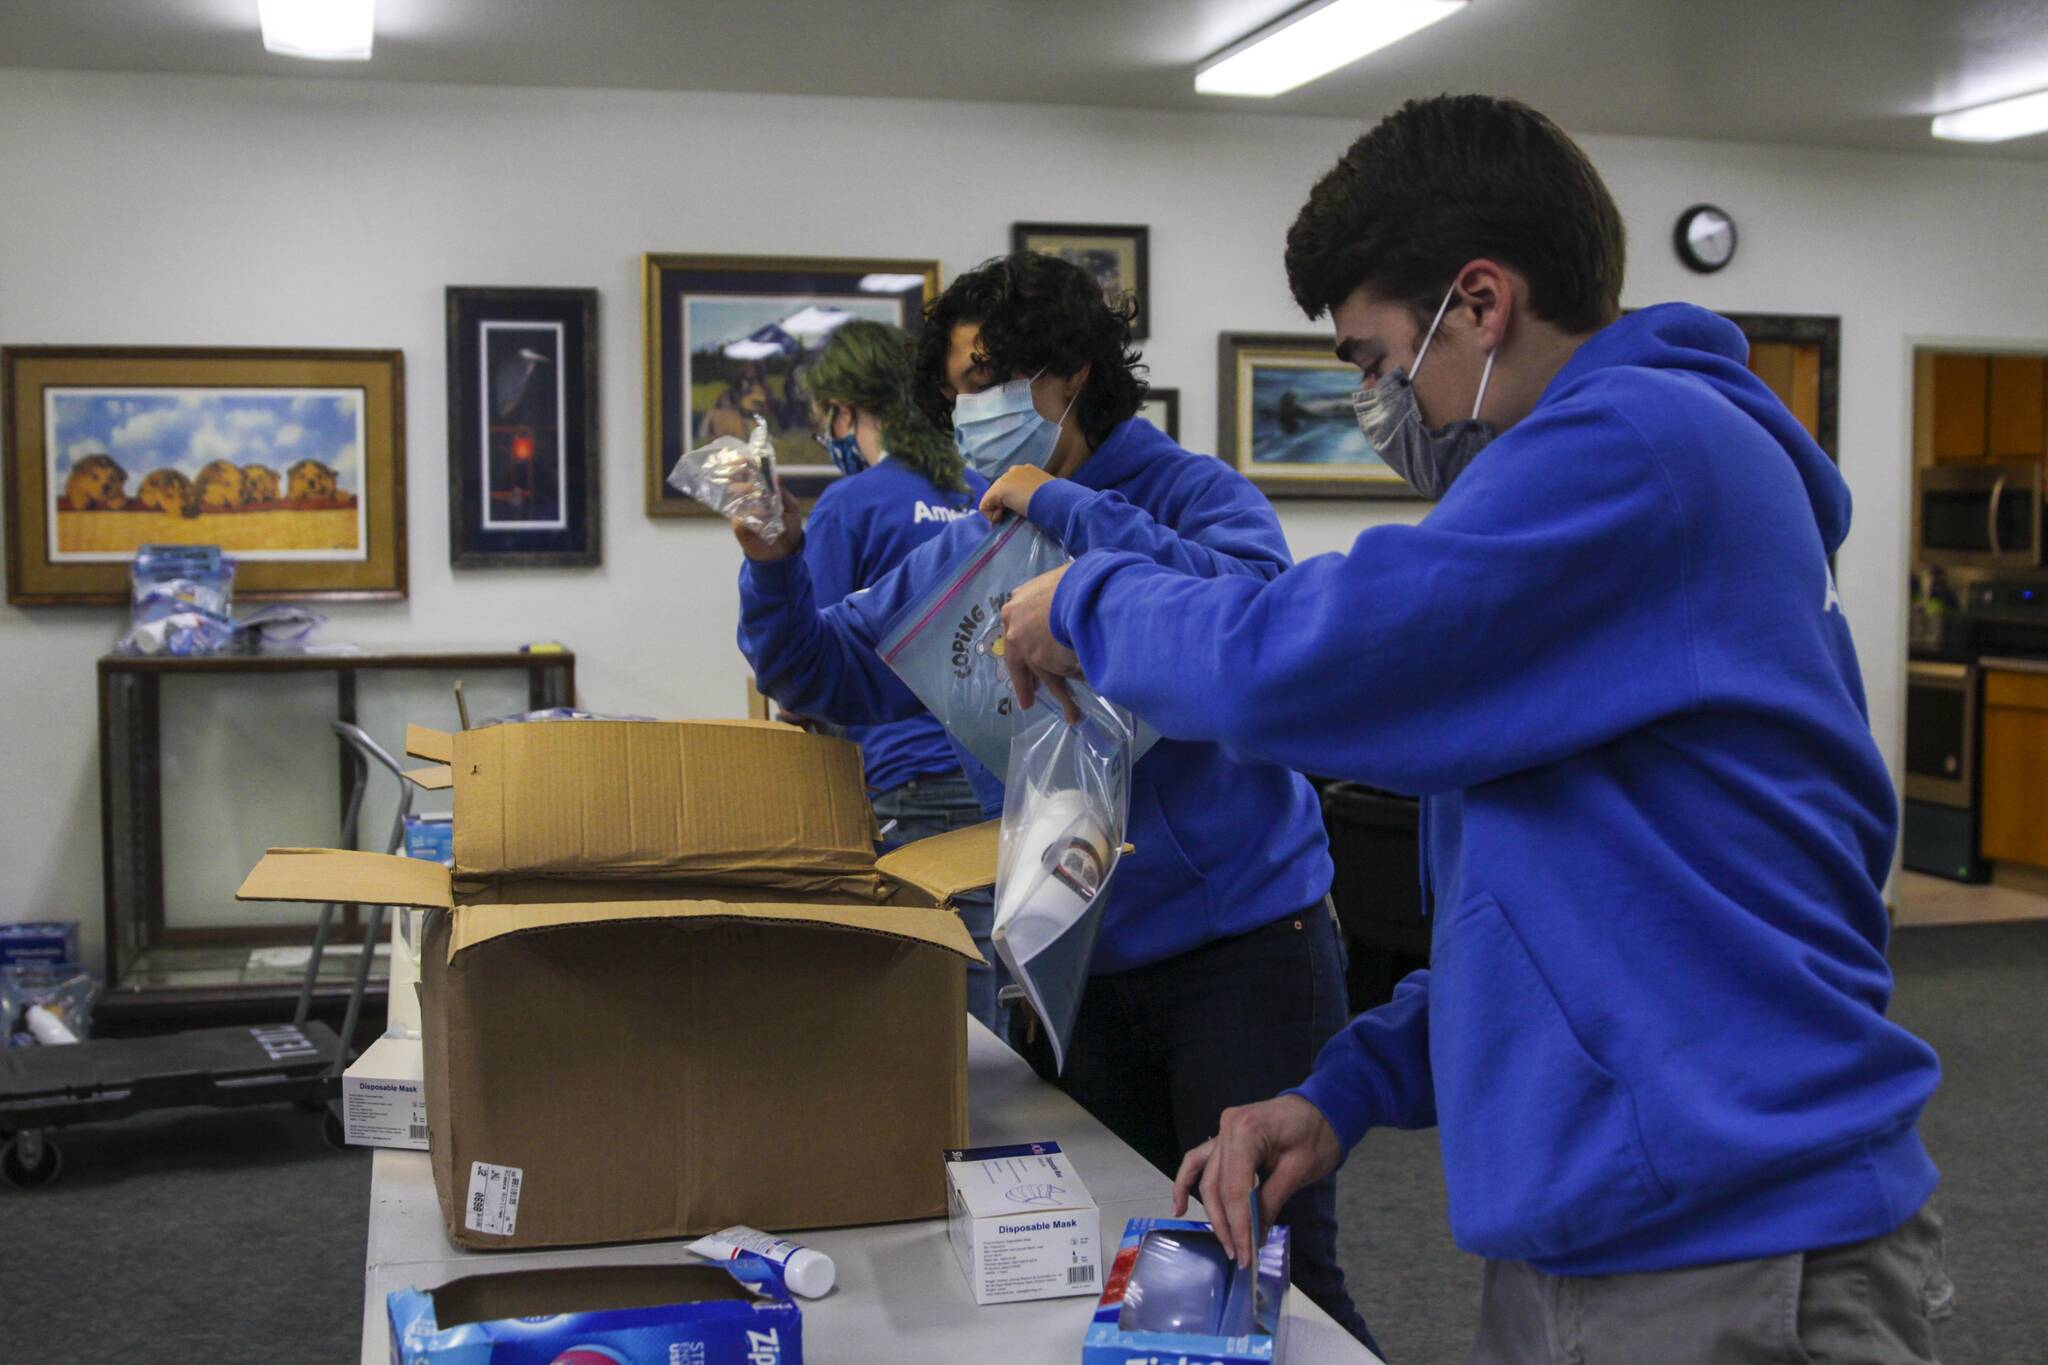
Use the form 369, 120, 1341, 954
446, 287, 601, 567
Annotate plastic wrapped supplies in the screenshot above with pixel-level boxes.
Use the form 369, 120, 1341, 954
991, 695, 1134, 1074
116, 543, 236, 656
668, 414, 784, 541
879, 517, 1158, 776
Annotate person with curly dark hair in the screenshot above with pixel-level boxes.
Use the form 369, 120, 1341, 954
728, 250, 1377, 1351
995, 95, 1947, 1365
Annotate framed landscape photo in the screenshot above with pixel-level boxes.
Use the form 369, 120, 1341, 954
642, 254, 939, 519
1218, 333, 1417, 499
446, 287, 600, 567
1012, 223, 1149, 339
4, 346, 407, 605
1137, 386, 1181, 443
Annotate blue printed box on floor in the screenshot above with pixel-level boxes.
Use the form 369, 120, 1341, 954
0, 922, 81, 968
1083, 1217, 1290, 1365
388, 1256, 801, 1364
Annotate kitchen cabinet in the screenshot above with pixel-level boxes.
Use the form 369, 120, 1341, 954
1981, 667, 2048, 868
1932, 354, 1990, 463
1988, 356, 2046, 459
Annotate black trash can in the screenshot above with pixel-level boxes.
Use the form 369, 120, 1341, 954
1317, 780, 1430, 1014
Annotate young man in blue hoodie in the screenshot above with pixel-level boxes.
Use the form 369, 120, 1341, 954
997, 97, 1949, 1362
731, 252, 1375, 1349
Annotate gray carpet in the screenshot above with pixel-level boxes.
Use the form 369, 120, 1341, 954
1334, 919, 2048, 1364
3, 921, 2040, 1363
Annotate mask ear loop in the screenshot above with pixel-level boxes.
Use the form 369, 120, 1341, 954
1471, 349, 1496, 421
1411, 285, 1459, 377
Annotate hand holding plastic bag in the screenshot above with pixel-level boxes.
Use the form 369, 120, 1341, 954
991, 693, 1134, 1073
670, 414, 785, 542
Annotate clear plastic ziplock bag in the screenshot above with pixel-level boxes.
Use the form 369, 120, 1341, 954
991, 693, 1134, 1074
877, 517, 1156, 775
667, 413, 784, 540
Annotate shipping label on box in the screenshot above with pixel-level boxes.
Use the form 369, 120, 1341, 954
345, 1035, 427, 1150
944, 1141, 1100, 1304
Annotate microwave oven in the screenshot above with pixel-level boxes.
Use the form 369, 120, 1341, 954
1913, 463, 2045, 571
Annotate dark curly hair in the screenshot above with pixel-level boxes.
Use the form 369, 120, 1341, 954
913, 252, 1147, 450
1285, 95, 1625, 332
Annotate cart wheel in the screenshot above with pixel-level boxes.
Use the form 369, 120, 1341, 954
321, 1108, 349, 1151
1, 1132, 63, 1190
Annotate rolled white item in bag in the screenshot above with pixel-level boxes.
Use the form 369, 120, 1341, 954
25, 1004, 79, 1045
994, 788, 1112, 961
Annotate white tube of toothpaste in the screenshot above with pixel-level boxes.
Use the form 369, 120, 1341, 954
686, 1225, 835, 1298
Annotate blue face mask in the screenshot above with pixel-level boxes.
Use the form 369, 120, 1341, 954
952, 370, 1078, 480
817, 406, 868, 477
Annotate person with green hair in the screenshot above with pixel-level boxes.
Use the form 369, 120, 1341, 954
770, 320, 1003, 1026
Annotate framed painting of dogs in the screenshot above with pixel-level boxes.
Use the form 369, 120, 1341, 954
641, 254, 940, 519
3, 346, 406, 604
446, 287, 601, 567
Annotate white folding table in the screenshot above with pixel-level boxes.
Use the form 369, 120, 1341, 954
361, 1019, 1384, 1363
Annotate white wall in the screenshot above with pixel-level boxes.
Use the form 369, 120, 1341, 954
3, 69, 2045, 970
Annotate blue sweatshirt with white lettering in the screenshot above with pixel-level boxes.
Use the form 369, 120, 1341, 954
1050, 305, 1940, 1273
798, 458, 985, 795
738, 417, 1333, 973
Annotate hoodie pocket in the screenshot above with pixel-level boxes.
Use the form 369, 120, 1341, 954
1134, 776, 1208, 897
1431, 893, 1674, 1261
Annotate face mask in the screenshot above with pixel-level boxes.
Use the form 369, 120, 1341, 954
953, 369, 1078, 480
1351, 286, 1497, 499
823, 426, 867, 478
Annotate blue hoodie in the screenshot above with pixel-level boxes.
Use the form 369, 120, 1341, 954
1051, 306, 1940, 1273
739, 417, 1334, 973
799, 457, 986, 795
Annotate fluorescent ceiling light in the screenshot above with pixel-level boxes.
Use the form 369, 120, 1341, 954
260, 0, 376, 61
1931, 87, 2048, 143
858, 273, 928, 293
1197, 0, 1464, 98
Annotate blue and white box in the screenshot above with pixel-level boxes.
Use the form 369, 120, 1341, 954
0, 921, 80, 968
944, 1141, 1101, 1304
1082, 1216, 1291, 1364
403, 813, 455, 868
388, 1257, 801, 1364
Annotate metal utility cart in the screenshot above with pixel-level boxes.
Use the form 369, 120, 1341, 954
0, 721, 409, 1187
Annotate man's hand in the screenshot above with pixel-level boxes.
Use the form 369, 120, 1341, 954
732, 487, 804, 562
979, 466, 1055, 525
997, 564, 1083, 723
1173, 1095, 1342, 1267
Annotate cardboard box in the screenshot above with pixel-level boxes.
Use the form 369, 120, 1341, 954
388, 1259, 801, 1364
944, 1141, 1102, 1304
344, 1034, 427, 1151
241, 719, 995, 1251
0, 921, 80, 969
1083, 1218, 1291, 1364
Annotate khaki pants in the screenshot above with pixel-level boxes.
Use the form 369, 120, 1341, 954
1468, 1205, 1952, 1365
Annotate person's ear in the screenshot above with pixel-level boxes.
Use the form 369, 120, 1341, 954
1063, 363, 1092, 406
1454, 261, 1512, 351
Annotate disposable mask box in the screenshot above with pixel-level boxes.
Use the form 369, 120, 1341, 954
241, 718, 996, 1251
1083, 1217, 1291, 1365
388, 1259, 801, 1364
944, 1141, 1102, 1304
344, 1033, 427, 1151
0, 922, 80, 969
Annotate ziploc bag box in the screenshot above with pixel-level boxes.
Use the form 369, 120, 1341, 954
1083, 1217, 1291, 1364
388, 1259, 801, 1364
241, 718, 997, 1251
0, 922, 80, 969
945, 1140, 1101, 1304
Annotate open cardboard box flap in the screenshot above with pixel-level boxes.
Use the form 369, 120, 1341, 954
450, 719, 880, 880
238, 842, 988, 964
877, 819, 1002, 903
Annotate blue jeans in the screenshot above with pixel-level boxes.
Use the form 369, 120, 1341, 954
871, 772, 1006, 1034
1010, 899, 1380, 1355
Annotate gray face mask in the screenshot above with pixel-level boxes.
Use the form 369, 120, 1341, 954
1351, 285, 1497, 500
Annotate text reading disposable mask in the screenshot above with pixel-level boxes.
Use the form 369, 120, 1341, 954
1350, 285, 1497, 500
